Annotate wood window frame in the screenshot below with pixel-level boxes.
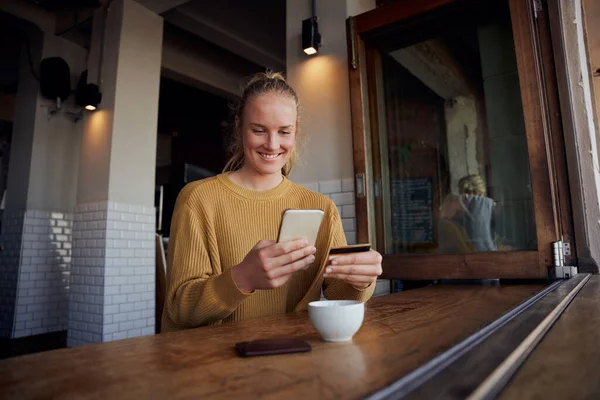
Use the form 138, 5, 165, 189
347, 0, 574, 279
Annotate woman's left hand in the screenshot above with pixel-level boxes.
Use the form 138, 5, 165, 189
322, 249, 383, 289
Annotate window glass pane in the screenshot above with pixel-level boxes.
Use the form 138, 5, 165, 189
377, 3, 537, 254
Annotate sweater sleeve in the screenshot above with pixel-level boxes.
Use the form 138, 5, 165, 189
322, 203, 376, 302
163, 200, 252, 330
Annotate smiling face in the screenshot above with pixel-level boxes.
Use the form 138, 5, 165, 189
239, 93, 298, 177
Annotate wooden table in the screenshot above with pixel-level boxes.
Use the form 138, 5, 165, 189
0, 284, 546, 399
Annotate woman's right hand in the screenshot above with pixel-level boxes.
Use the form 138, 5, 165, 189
231, 239, 317, 293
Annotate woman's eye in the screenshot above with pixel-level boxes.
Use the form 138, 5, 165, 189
252, 130, 265, 134
280, 131, 291, 135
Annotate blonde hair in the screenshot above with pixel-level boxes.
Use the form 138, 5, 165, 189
458, 174, 487, 196
223, 71, 300, 177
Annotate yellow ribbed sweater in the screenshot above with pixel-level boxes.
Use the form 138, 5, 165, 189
162, 173, 375, 332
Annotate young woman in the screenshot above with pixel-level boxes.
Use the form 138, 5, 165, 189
162, 72, 383, 332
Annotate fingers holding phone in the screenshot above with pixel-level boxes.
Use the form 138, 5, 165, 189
232, 239, 317, 293
323, 246, 383, 289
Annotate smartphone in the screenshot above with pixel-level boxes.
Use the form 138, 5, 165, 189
277, 209, 325, 245
235, 338, 311, 357
329, 243, 372, 257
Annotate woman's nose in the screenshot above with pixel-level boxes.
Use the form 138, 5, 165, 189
265, 132, 279, 150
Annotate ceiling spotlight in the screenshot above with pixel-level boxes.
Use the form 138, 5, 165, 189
76, 70, 102, 111
302, 17, 321, 56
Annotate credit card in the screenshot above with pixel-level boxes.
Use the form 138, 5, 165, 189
328, 244, 371, 255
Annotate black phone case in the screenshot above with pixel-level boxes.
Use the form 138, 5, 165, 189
235, 338, 312, 357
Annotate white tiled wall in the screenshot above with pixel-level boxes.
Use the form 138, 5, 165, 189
0, 211, 24, 338
12, 210, 72, 338
302, 178, 357, 245
302, 178, 391, 297
68, 201, 155, 347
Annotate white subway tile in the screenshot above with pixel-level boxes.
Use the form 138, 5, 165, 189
104, 304, 119, 315
14, 329, 32, 338
133, 318, 147, 329
134, 284, 147, 293
142, 309, 154, 318
342, 218, 356, 232
141, 327, 154, 336
115, 203, 129, 213
345, 231, 357, 245
127, 293, 142, 302
113, 313, 128, 323
15, 313, 33, 322
119, 321, 134, 331
105, 286, 119, 295
128, 311, 142, 321
112, 294, 126, 304
342, 205, 356, 219
119, 302, 134, 313
342, 178, 354, 192
301, 182, 318, 191
127, 275, 142, 284
331, 192, 355, 206
26, 319, 42, 329
105, 323, 120, 334
121, 231, 136, 240
107, 211, 121, 221
127, 328, 142, 339
319, 180, 342, 194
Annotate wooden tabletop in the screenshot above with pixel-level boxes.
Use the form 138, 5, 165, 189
500, 275, 600, 400
0, 284, 547, 400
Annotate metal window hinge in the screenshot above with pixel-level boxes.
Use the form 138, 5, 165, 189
533, 0, 542, 19
550, 240, 578, 279
374, 179, 381, 199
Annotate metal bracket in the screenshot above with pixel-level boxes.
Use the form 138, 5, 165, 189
532, 0, 542, 19
356, 173, 365, 198
563, 242, 571, 256
549, 266, 578, 279
373, 179, 381, 199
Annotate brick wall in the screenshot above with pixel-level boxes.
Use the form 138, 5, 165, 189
12, 210, 72, 338
301, 178, 357, 245
68, 201, 155, 347
0, 211, 24, 337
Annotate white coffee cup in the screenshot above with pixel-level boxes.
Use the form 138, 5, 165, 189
308, 300, 365, 342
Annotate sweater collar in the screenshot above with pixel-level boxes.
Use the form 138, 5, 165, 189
217, 172, 293, 201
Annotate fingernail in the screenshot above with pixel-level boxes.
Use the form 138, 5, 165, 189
331, 259, 338, 265
310, 246, 316, 252
326, 267, 332, 273
308, 255, 315, 262
302, 239, 309, 246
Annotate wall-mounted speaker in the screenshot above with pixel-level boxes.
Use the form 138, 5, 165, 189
40, 57, 71, 102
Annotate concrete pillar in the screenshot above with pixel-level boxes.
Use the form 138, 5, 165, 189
0, 23, 86, 338
68, 0, 162, 346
